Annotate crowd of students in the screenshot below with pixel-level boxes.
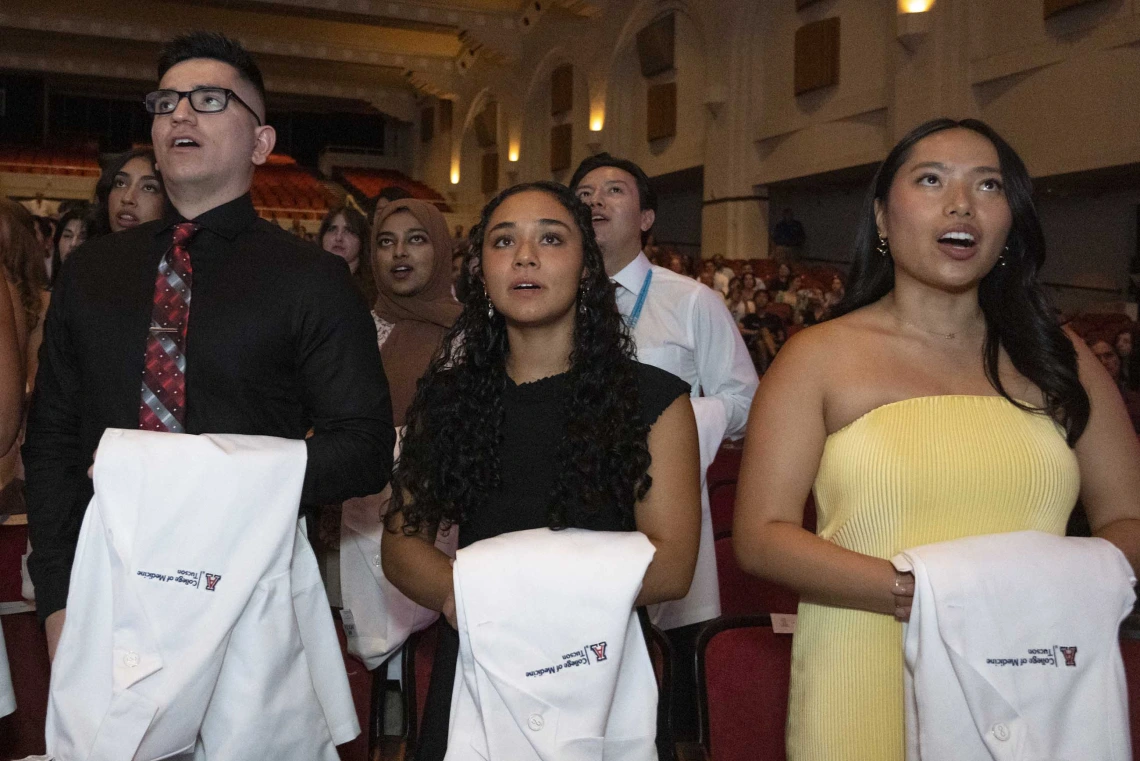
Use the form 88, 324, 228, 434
2, 29, 1140, 761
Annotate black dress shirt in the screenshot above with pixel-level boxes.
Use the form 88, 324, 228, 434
23, 193, 394, 619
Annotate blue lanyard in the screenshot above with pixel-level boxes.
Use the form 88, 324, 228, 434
628, 269, 653, 329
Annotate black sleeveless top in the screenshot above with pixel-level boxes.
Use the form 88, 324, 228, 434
415, 361, 689, 760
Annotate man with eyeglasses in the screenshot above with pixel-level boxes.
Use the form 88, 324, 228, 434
24, 31, 394, 662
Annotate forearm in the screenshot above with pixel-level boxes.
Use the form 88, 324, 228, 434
735, 521, 897, 616
381, 530, 454, 613
303, 424, 394, 504
24, 441, 87, 621
636, 534, 698, 607
45, 609, 66, 662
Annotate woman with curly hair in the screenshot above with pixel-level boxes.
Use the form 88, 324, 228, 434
382, 182, 701, 760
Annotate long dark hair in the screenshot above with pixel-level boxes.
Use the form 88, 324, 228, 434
389, 181, 651, 534
0, 199, 47, 332
93, 148, 168, 237
318, 204, 375, 305
834, 118, 1089, 444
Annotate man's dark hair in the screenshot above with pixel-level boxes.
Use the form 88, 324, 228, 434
157, 32, 266, 110
569, 152, 657, 214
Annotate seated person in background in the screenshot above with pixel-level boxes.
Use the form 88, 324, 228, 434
725, 276, 755, 323
666, 251, 688, 276
381, 181, 701, 761
776, 273, 803, 307
824, 274, 845, 312
742, 271, 765, 300
741, 289, 786, 371
1115, 327, 1136, 391
1090, 338, 1125, 389
698, 259, 717, 290
1088, 335, 1140, 432
712, 254, 735, 295
769, 262, 792, 293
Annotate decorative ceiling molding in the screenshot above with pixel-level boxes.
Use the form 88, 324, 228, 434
549, 0, 604, 19
186, 0, 518, 32
0, 48, 418, 121
0, 10, 456, 72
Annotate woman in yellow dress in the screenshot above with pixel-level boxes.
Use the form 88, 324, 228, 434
732, 118, 1140, 761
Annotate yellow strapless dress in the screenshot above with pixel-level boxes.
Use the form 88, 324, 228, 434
786, 395, 1080, 761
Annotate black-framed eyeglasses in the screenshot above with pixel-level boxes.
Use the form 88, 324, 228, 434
144, 87, 263, 126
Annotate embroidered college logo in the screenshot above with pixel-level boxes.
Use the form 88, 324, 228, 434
589, 642, 608, 662
204, 573, 222, 591
1059, 646, 1078, 667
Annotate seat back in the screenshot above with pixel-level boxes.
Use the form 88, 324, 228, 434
710, 482, 736, 539
715, 536, 798, 617
696, 616, 792, 761
707, 445, 741, 493
401, 620, 441, 754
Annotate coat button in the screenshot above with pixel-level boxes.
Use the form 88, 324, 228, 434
527, 713, 544, 732
373, 553, 382, 568
124, 651, 141, 668
992, 723, 1010, 741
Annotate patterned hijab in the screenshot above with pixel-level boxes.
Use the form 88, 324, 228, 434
372, 199, 462, 425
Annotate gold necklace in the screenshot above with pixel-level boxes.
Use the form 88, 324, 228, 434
893, 313, 959, 340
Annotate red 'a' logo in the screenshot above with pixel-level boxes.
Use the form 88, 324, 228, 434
204, 573, 222, 591
590, 642, 608, 662
1059, 646, 1078, 667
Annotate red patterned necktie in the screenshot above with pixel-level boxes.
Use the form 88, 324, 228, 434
139, 222, 198, 433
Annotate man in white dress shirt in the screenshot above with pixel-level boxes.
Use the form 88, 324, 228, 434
571, 153, 758, 740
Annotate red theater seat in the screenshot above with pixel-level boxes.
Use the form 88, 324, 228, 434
715, 536, 798, 617
0, 613, 51, 758
710, 482, 736, 539
694, 616, 791, 761
401, 619, 441, 756
707, 445, 741, 492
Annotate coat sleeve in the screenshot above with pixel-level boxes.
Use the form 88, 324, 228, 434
295, 256, 395, 504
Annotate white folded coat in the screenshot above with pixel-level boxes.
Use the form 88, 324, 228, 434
446, 527, 659, 761
893, 530, 1136, 761
648, 396, 726, 630
47, 428, 360, 761
339, 429, 454, 670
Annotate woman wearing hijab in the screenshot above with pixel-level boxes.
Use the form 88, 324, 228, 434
335, 198, 462, 709
370, 198, 462, 423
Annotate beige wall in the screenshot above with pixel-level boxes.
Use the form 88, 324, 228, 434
417, 0, 1140, 282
